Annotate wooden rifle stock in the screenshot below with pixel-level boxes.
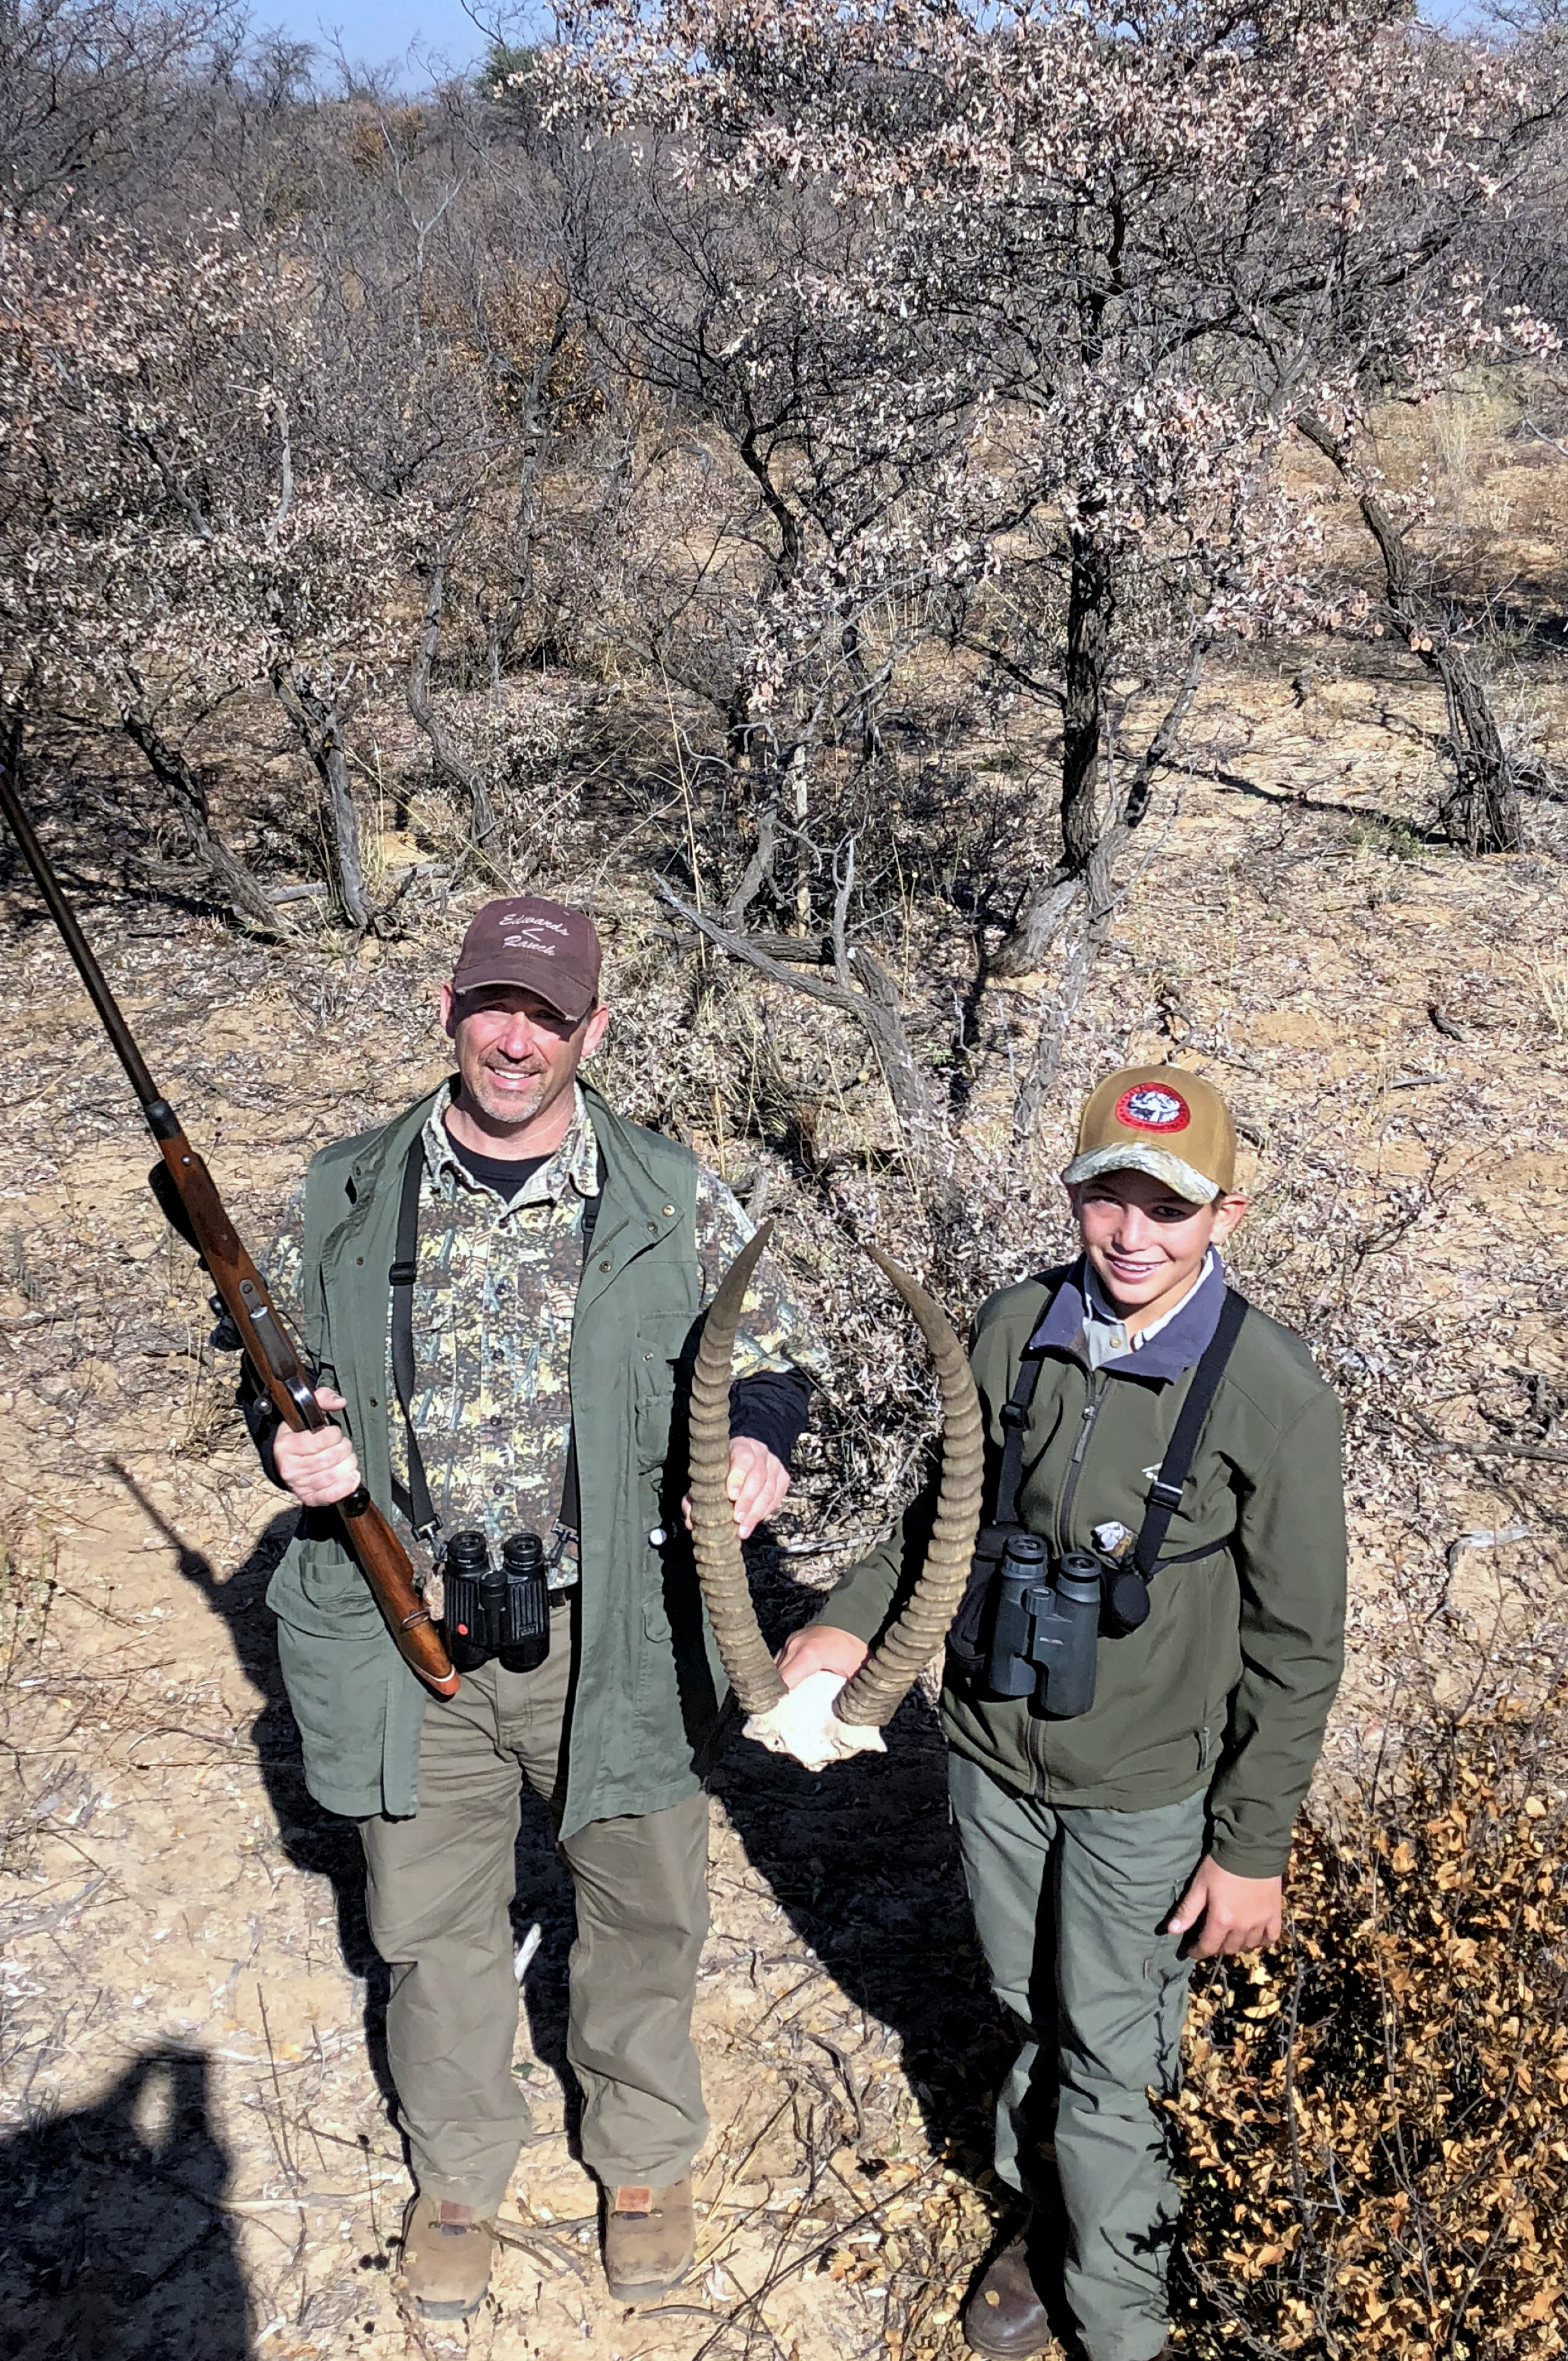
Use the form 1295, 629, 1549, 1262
0, 745, 459, 1699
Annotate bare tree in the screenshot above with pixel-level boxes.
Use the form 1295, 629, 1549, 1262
548, 0, 1567, 936
1295, 413, 1531, 853
0, 0, 243, 218
0, 213, 411, 929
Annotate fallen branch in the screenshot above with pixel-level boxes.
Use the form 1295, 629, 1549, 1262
1368, 1416, 1568, 1469
1413, 1436, 1568, 1469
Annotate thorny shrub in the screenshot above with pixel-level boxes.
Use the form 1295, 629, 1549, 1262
401, 680, 585, 884
1171, 1690, 1568, 2359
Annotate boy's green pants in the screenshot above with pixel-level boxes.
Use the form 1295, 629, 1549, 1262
948, 1753, 1209, 2361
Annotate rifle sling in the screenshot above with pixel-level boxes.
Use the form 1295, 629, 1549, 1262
388, 1132, 605, 1548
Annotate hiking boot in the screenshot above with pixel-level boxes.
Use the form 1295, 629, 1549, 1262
399, 2195, 494, 2320
602, 2177, 696, 2303
963, 2231, 1055, 2359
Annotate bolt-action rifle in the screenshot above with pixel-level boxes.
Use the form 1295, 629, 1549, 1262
0, 753, 459, 1699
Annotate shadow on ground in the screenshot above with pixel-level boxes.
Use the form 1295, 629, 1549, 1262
713, 1550, 1011, 2185
0, 2046, 250, 2359
106, 1466, 398, 2114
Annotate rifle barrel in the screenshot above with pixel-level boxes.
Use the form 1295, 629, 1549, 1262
0, 746, 460, 1699
0, 755, 173, 1132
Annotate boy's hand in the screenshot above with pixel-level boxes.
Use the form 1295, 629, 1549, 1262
680, 1438, 791, 1541
1167, 1858, 1284, 1957
775, 1624, 871, 1686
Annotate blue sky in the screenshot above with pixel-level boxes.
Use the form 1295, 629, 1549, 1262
263, 0, 1482, 90
259, 1, 525, 84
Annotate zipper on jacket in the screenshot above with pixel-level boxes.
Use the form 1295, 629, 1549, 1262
1054, 1369, 1108, 1556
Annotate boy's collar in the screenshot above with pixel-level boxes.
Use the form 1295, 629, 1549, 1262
1029, 1252, 1228, 1381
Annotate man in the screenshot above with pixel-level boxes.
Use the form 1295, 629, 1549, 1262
778, 1067, 1346, 2361
254, 895, 823, 2321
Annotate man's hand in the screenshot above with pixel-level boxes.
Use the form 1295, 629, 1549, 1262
775, 1623, 870, 1689
273, 1386, 362, 1507
1167, 1857, 1284, 1958
681, 1437, 790, 1542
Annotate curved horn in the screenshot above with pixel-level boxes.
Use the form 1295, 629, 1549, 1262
687, 1218, 787, 1713
834, 1246, 984, 1729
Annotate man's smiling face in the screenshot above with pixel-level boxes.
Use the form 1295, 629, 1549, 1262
439, 980, 609, 1140
1070, 1167, 1248, 1330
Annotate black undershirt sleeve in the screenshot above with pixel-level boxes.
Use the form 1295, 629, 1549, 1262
728, 1366, 813, 1470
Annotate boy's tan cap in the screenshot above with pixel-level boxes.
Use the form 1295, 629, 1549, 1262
1062, 1065, 1237, 1205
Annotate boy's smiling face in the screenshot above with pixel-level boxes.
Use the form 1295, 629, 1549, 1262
1069, 1168, 1249, 1332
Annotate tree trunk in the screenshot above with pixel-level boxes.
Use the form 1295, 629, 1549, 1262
1435, 658, 1518, 857
121, 711, 290, 934
271, 666, 375, 932
725, 677, 755, 772
991, 524, 1115, 978
1060, 526, 1114, 874
722, 790, 779, 928
737, 429, 804, 587
788, 745, 811, 925
1295, 412, 1522, 855
408, 547, 497, 843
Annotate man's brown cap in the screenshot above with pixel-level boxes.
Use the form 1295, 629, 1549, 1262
1062, 1065, 1237, 1205
449, 896, 602, 1023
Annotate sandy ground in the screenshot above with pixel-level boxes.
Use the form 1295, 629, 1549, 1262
1, 652, 1566, 2361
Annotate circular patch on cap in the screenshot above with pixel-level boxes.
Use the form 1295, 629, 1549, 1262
1114, 1084, 1190, 1134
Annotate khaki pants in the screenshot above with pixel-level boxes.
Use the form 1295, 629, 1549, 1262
361, 1626, 711, 2213
949, 1752, 1208, 2361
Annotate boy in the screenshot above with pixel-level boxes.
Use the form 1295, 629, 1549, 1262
779, 1066, 1346, 2361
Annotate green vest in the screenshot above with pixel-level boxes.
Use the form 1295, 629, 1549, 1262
265, 1083, 731, 1834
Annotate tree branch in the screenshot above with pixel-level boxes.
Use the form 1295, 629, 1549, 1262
654, 880, 937, 1150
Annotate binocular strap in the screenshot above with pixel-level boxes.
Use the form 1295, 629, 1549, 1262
990, 1278, 1250, 1582
1132, 1286, 1249, 1578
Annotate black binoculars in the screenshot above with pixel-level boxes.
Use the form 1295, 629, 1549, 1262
440, 1529, 550, 1674
986, 1534, 1102, 1718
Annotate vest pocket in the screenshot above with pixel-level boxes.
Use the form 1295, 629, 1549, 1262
633, 1312, 689, 1471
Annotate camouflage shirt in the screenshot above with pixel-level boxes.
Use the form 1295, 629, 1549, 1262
263, 1081, 825, 1585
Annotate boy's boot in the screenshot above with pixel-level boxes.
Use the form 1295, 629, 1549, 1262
603, 2178, 696, 2303
399, 2195, 495, 2320
962, 2225, 1055, 2359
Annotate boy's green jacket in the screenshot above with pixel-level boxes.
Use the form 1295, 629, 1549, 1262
264, 1084, 732, 1837
819, 1262, 1347, 1876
